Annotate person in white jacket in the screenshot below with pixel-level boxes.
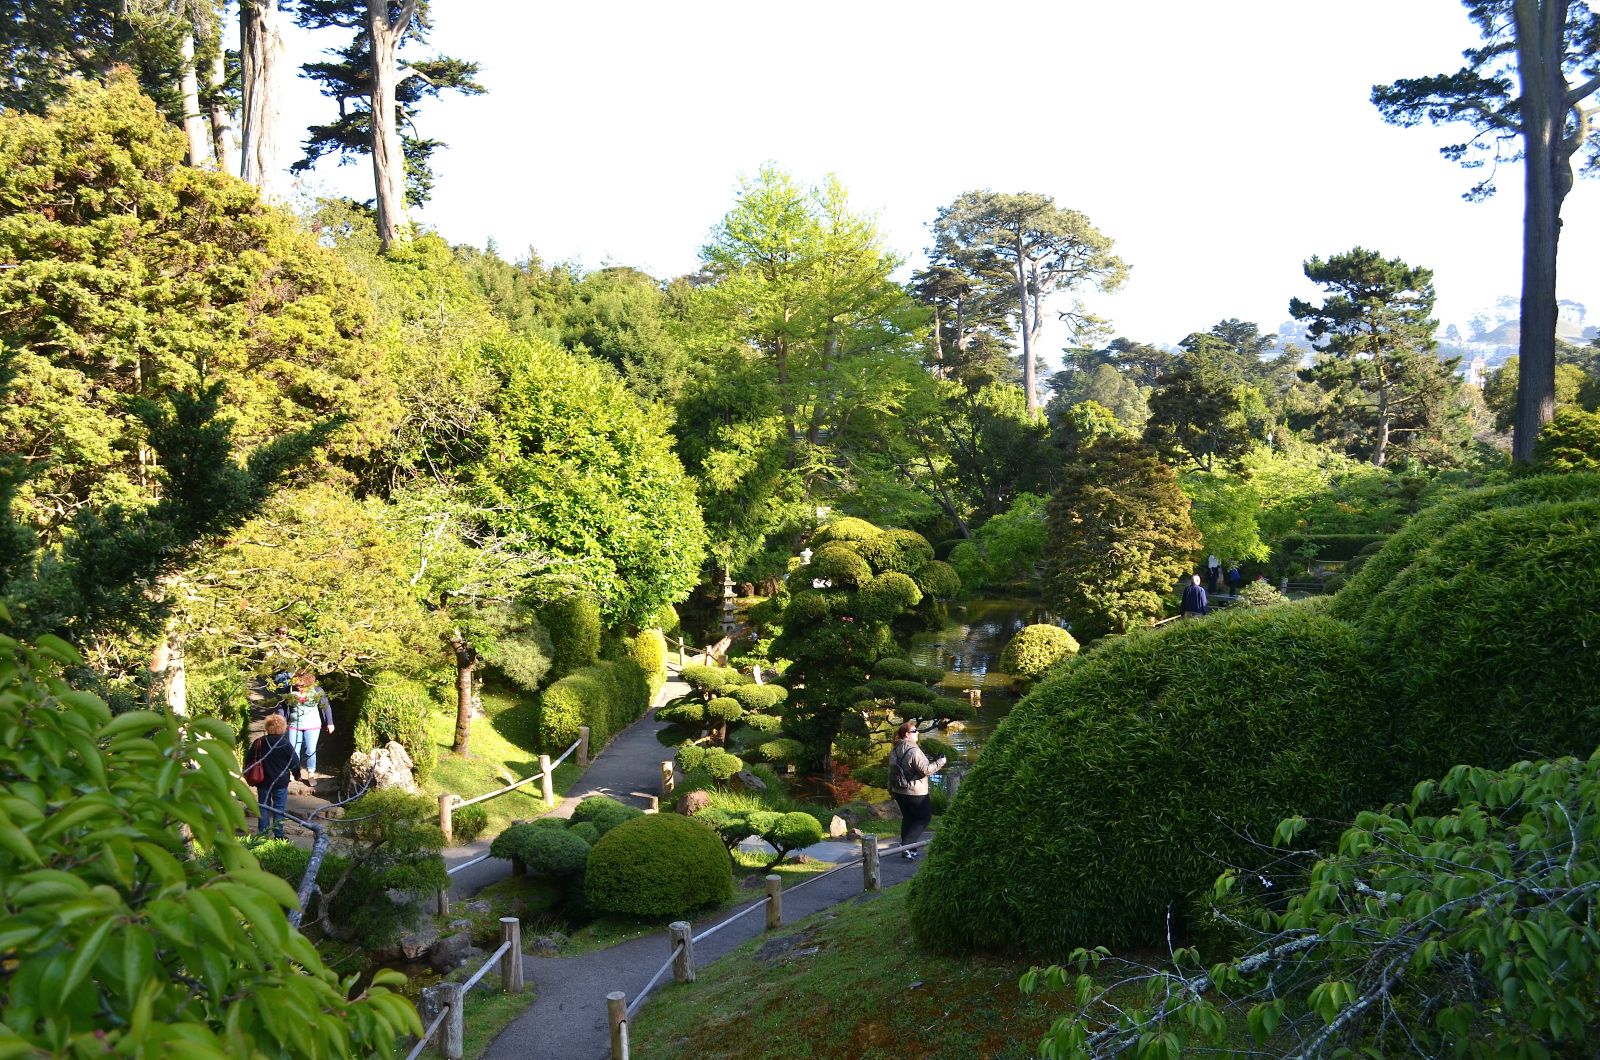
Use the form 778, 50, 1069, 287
888, 721, 946, 860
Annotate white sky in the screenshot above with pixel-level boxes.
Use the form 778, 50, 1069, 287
276, 0, 1600, 352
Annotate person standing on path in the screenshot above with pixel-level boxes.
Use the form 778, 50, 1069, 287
1226, 563, 1243, 597
888, 721, 945, 860
246, 714, 302, 838
1206, 554, 1221, 594
283, 670, 334, 776
1181, 574, 1209, 619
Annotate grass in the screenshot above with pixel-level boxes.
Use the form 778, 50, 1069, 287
462, 988, 532, 1059
630, 884, 1059, 1059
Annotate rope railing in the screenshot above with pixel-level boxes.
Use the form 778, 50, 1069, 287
625, 941, 684, 1019
403, 1005, 451, 1060
406, 917, 525, 1060
453, 735, 583, 809
438, 735, 583, 844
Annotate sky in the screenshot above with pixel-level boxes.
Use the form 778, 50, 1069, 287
276, 0, 1600, 353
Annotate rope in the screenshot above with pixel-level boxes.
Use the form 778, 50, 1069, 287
454, 737, 581, 808
460, 941, 512, 994
446, 852, 492, 877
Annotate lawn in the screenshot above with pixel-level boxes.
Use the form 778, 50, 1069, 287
630, 885, 1059, 1059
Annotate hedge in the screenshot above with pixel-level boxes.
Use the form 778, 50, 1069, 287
542, 595, 601, 680
585, 815, 732, 917
536, 659, 650, 754
1275, 533, 1390, 562
490, 822, 591, 875
630, 628, 668, 698
570, 795, 643, 836
908, 604, 1385, 954
730, 684, 786, 713
997, 624, 1079, 682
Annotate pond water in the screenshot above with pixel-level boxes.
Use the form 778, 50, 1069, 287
907, 596, 1062, 770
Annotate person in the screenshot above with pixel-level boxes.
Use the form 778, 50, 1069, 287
245, 714, 302, 838
1180, 574, 1209, 618
1227, 563, 1243, 597
1206, 554, 1222, 594
888, 721, 946, 859
282, 670, 334, 777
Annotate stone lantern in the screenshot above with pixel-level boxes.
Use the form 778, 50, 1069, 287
721, 571, 737, 634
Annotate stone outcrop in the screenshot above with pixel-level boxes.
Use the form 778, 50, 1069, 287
346, 740, 416, 794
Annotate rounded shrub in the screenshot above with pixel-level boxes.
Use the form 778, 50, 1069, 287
702, 747, 745, 783
807, 543, 873, 587
680, 664, 747, 696
997, 624, 1080, 681
873, 657, 942, 684
630, 628, 668, 697
498, 825, 591, 876
908, 603, 1384, 955
656, 602, 682, 638
352, 672, 437, 781
656, 702, 705, 727
1235, 580, 1286, 608
858, 572, 923, 621
451, 803, 489, 844
750, 738, 805, 764
585, 814, 733, 917
705, 697, 744, 725
739, 713, 782, 735
730, 684, 786, 713
1530, 406, 1600, 472
913, 558, 963, 599
568, 821, 600, 845
675, 744, 707, 772
571, 795, 643, 836
810, 517, 882, 547
858, 528, 935, 574
765, 811, 824, 852
541, 595, 601, 680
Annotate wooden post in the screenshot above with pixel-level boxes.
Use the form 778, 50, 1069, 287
500, 917, 524, 992
661, 760, 675, 798
438, 793, 454, 845
439, 982, 464, 1059
646, 794, 659, 813
577, 725, 591, 767
677, 637, 685, 667
861, 833, 880, 891
765, 874, 782, 930
435, 888, 450, 916
607, 991, 628, 1060
669, 921, 694, 983
539, 754, 555, 808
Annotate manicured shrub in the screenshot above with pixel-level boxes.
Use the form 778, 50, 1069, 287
997, 624, 1079, 681
568, 821, 601, 845
872, 657, 943, 683
352, 671, 438, 780
451, 803, 489, 844
857, 528, 936, 574
537, 659, 651, 753
705, 697, 744, 725
702, 747, 745, 783
739, 713, 782, 735
680, 664, 749, 696
912, 558, 963, 599
858, 571, 923, 621
542, 595, 602, 680
585, 815, 733, 917
675, 744, 708, 773
656, 602, 682, 638
730, 684, 786, 712
656, 702, 705, 727
810, 517, 881, 546
909, 603, 1384, 954
807, 543, 873, 587
490, 822, 590, 875
630, 628, 669, 697
570, 795, 644, 836
750, 738, 806, 764
762, 811, 824, 861
1235, 579, 1286, 608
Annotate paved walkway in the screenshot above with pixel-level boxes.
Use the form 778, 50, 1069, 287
481, 846, 922, 1060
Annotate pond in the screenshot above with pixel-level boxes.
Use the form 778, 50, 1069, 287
907, 595, 1062, 771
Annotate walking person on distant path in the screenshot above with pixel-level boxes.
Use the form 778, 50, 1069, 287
888, 721, 946, 860
246, 715, 302, 838
281, 670, 334, 777
1181, 574, 1209, 619
1206, 554, 1222, 594
1227, 563, 1243, 597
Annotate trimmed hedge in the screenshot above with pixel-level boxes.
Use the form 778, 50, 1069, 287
730, 684, 786, 713
585, 815, 733, 917
680, 664, 749, 697
749, 738, 806, 764
542, 595, 601, 680
912, 559, 963, 599
570, 795, 643, 836
490, 822, 591, 875
908, 604, 1385, 954
630, 628, 668, 698
1275, 533, 1389, 562
537, 659, 650, 754
997, 624, 1079, 682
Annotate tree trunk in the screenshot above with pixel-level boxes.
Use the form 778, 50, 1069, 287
1510, 0, 1568, 462
1373, 387, 1391, 467
368, 0, 415, 252
451, 633, 475, 755
148, 628, 188, 715
177, 29, 210, 166
206, 34, 238, 175
239, 0, 286, 196
1014, 234, 1036, 415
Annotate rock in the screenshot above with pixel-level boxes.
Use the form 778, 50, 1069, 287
677, 790, 713, 815
792, 854, 813, 865
868, 800, 900, 820
528, 932, 566, 957
373, 917, 440, 962
346, 740, 417, 794
429, 930, 475, 973
734, 770, 767, 793
827, 815, 848, 838
462, 899, 492, 915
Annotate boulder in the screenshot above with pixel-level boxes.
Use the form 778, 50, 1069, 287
676, 790, 713, 815
429, 930, 475, 973
373, 916, 440, 962
827, 815, 848, 838
528, 932, 566, 957
346, 740, 417, 794
868, 800, 900, 820
733, 770, 767, 793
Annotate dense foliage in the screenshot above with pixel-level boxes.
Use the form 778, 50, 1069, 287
537, 659, 651, 754
584, 815, 733, 918
997, 624, 1080, 682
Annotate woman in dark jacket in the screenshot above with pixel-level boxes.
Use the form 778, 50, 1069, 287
246, 714, 302, 838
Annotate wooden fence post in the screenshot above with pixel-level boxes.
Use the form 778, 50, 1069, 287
669, 921, 694, 982
646, 794, 659, 813
577, 726, 591, 767
607, 991, 628, 1060
765, 874, 782, 930
660, 761, 675, 799
438, 793, 454, 845
435, 888, 450, 916
439, 982, 464, 1059
861, 833, 880, 891
500, 917, 524, 992
539, 754, 555, 808
677, 637, 686, 667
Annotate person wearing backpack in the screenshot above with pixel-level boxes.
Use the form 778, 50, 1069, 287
888, 721, 946, 860
245, 714, 302, 838
281, 670, 335, 777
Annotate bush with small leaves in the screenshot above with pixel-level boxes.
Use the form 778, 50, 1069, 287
998, 624, 1080, 682
730, 684, 786, 713
857, 528, 936, 574
568, 821, 600, 845
702, 747, 746, 783
809, 517, 882, 546
541, 594, 602, 680
750, 738, 806, 764
858, 571, 923, 621
740, 713, 782, 735
656, 701, 705, 727
537, 658, 651, 753
675, 744, 708, 773
451, 803, 489, 844
571, 795, 644, 836
585, 815, 733, 917
706, 697, 744, 725
1236, 579, 1287, 608
912, 558, 962, 599
807, 543, 874, 587
630, 628, 668, 697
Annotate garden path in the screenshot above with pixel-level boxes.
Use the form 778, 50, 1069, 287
480, 847, 922, 1060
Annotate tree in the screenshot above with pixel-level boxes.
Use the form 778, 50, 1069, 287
0, 618, 419, 1053
1289, 248, 1460, 467
1043, 436, 1200, 637
929, 191, 1129, 413
293, 0, 483, 247
1143, 346, 1264, 473
1373, 0, 1600, 462
239, 0, 288, 195
1484, 352, 1593, 429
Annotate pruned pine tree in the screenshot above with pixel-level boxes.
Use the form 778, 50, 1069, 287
1373, 0, 1600, 462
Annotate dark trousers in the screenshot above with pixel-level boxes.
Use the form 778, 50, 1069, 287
257, 785, 288, 837
892, 792, 933, 846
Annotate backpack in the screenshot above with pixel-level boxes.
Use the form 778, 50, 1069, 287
890, 745, 916, 791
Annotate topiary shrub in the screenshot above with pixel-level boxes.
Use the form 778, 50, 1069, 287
997, 624, 1080, 682
656, 702, 705, 727
570, 795, 644, 836
702, 747, 745, 784
909, 603, 1384, 954
675, 744, 708, 773
858, 571, 923, 621
739, 713, 782, 735
680, 664, 749, 696
807, 543, 873, 587
568, 821, 600, 845
451, 803, 489, 844
705, 696, 744, 726
810, 517, 882, 547
537, 659, 651, 754
749, 737, 806, 765
730, 684, 786, 713
630, 628, 669, 698
541, 595, 602, 680
912, 558, 963, 599
585, 815, 733, 917
857, 528, 936, 574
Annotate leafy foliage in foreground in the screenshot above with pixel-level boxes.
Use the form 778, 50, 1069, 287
1025, 751, 1600, 1058
0, 615, 417, 1055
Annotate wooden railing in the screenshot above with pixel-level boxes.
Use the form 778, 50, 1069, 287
601, 833, 933, 1059
406, 917, 525, 1060
437, 734, 585, 846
